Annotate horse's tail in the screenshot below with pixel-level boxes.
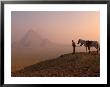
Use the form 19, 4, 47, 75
98, 42, 100, 51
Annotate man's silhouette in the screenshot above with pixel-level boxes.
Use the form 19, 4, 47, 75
72, 40, 76, 54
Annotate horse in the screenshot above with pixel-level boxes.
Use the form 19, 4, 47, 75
77, 39, 100, 54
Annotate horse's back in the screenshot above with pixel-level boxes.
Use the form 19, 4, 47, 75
91, 41, 99, 48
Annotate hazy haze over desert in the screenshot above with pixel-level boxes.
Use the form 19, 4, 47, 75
11, 11, 100, 72
12, 11, 99, 44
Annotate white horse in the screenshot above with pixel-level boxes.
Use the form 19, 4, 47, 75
77, 39, 100, 54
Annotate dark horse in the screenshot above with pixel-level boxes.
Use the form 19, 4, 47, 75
77, 39, 100, 54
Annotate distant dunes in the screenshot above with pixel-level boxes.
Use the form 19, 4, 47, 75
12, 52, 100, 77
11, 29, 88, 72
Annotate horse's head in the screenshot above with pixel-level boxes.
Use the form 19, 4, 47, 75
77, 39, 81, 44
77, 39, 83, 46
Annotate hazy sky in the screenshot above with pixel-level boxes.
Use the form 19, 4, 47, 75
12, 11, 100, 44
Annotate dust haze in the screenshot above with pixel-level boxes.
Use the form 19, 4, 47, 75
11, 11, 100, 72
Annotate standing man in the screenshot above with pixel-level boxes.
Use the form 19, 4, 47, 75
72, 40, 76, 54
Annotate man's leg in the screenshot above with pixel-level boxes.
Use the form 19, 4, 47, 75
73, 47, 74, 54
74, 47, 75, 54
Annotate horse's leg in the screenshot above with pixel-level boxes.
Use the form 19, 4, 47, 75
97, 49, 98, 54
88, 47, 90, 54
86, 46, 87, 53
97, 47, 100, 54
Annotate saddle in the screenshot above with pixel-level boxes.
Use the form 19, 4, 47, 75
86, 40, 92, 46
